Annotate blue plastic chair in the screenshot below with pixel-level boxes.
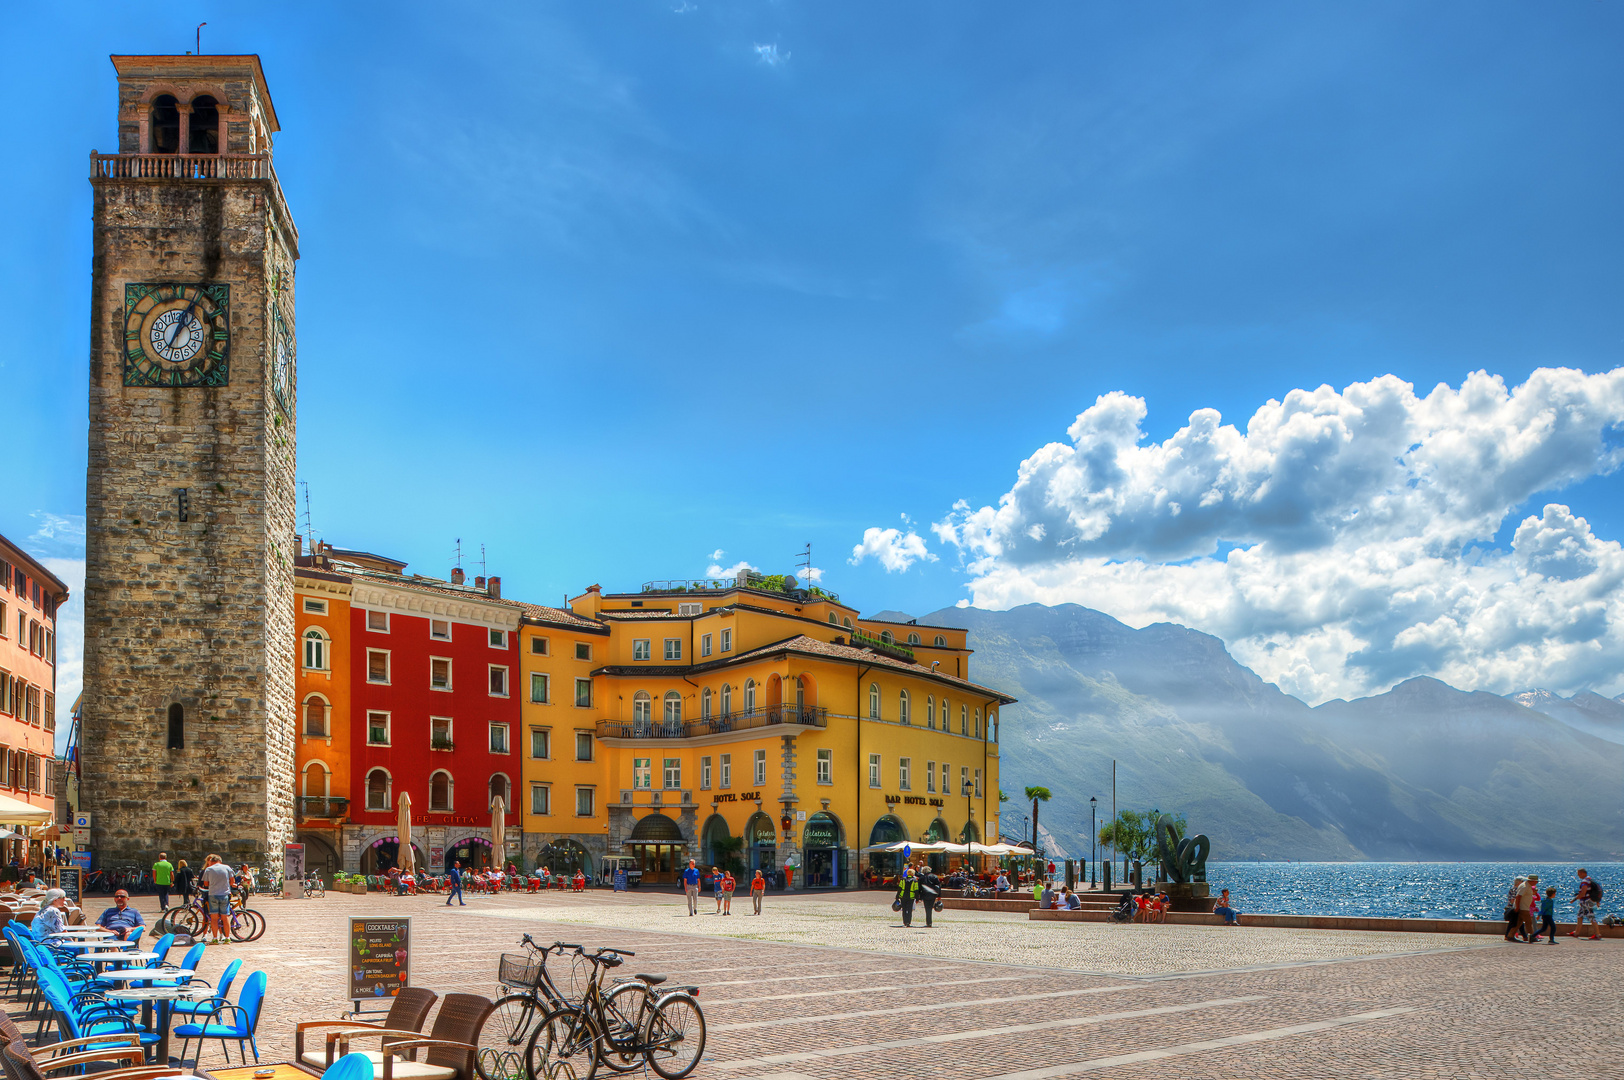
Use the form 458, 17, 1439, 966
174, 969, 266, 1066
37, 968, 159, 1055
322, 1053, 375, 1080
168, 957, 241, 1020
145, 932, 177, 968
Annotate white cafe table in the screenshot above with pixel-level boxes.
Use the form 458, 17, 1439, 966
96, 967, 195, 986
106, 984, 215, 1065
80, 951, 160, 969
48, 928, 115, 938
55, 938, 135, 951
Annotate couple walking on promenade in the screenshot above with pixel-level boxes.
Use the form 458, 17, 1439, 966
1505, 869, 1604, 942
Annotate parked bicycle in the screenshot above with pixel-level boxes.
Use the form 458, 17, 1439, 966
301, 870, 325, 897
524, 944, 704, 1080
159, 893, 266, 941
477, 935, 587, 1080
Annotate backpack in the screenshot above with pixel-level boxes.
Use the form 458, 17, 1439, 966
1588, 879, 1603, 901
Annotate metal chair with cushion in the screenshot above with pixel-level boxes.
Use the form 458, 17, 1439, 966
172, 969, 266, 1066
333, 994, 495, 1080
166, 958, 240, 1022
294, 987, 439, 1072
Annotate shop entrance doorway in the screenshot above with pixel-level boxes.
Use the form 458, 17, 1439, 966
744, 812, 777, 874
447, 836, 493, 871
801, 811, 847, 889
627, 812, 688, 885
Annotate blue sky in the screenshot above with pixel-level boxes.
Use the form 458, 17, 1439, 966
6, 2, 1624, 725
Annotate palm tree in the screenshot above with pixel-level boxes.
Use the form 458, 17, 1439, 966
1024, 786, 1052, 852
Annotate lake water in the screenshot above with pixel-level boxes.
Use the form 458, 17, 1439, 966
1199, 862, 1621, 921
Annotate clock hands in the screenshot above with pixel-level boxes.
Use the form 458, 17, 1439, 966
165, 287, 207, 350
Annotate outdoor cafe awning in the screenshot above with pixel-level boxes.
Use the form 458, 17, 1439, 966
0, 793, 50, 826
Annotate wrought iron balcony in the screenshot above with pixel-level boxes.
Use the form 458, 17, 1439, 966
598, 705, 828, 741
296, 796, 349, 820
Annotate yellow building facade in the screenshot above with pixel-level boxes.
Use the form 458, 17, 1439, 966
519, 578, 1015, 888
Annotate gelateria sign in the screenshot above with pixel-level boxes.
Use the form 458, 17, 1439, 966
711, 791, 762, 806
885, 794, 945, 807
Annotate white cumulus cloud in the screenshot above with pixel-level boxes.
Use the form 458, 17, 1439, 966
706, 550, 757, 579
850, 517, 937, 573
935, 367, 1624, 703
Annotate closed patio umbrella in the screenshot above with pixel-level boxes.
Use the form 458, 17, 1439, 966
491, 796, 506, 866
397, 792, 415, 876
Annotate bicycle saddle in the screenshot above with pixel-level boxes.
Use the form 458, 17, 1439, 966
634, 973, 667, 986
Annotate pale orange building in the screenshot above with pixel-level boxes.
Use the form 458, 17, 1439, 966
0, 532, 70, 858
292, 559, 354, 873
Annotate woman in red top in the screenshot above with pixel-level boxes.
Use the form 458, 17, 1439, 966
721, 870, 737, 915
749, 870, 765, 915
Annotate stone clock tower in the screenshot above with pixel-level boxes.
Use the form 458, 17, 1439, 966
82, 55, 298, 866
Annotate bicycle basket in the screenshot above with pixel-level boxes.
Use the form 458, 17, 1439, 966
497, 953, 544, 989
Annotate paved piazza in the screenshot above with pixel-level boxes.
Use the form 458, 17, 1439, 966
32, 889, 1618, 1080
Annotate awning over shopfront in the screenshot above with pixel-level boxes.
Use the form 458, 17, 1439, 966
0, 793, 51, 826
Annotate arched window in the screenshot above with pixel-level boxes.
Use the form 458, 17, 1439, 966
934, 635, 946, 647
960, 704, 968, 736
974, 708, 981, 739
150, 95, 180, 154
663, 691, 683, 727
827, 613, 838, 624
989, 709, 998, 742
303, 694, 329, 737
632, 691, 652, 728
701, 687, 712, 720
880, 630, 894, 644
907, 632, 921, 646
301, 760, 329, 798
166, 703, 184, 750
302, 628, 329, 671
489, 773, 510, 808
926, 696, 935, 729
899, 689, 910, 725
429, 770, 453, 811
720, 684, 732, 716
188, 94, 220, 154
366, 768, 390, 811
744, 679, 757, 712
795, 676, 805, 711
868, 683, 880, 719
843, 617, 853, 629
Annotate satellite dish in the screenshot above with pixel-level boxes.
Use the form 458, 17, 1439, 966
783, 575, 798, 590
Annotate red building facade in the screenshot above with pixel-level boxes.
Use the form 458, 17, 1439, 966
341, 554, 523, 873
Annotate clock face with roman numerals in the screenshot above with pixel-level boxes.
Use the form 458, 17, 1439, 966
123, 283, 230, 387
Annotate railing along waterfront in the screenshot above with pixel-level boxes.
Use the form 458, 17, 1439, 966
92, 152, 276, 180
598, 705, 829, 740
295, 796, 349, 820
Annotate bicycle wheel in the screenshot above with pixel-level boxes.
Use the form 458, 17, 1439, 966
478, 993, 542, 1080
165, 904, 202, 936
642, 994, 704, 1080
230, 908, 265, 942
524, 1007, 599, 1080
597, 983, 652, 1073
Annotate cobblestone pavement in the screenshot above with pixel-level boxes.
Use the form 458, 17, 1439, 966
19, 889, 1616, 1080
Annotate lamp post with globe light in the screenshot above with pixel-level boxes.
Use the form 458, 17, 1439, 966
1090, 796, 1097, 888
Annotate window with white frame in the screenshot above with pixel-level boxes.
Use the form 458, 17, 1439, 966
431, 717, 453, 750
530, 636, 549, 655
907, 632, 921, 645
664, 638, 682, 661
531, 728, 550, 759
899, 689, 911, 724
489, 665, 509, 697
632, 639, 652, 661
632, 691, 652, 728
974, 708, 981, 739
926, 696, 935, 729
899, 757, 911, 790
490, 628, 507, 649
868, 683, 880, 719
700, 755, 712, 789
366, 769, 390, 810
430, 618, 451, 640
489, 723, 509, 754
753, 748, 767, 786
941, 762, 950, 796
663, 691, 682, 727
575, 787, 595, 816
430, 657, 452, 690
961, 765, 970, 796
720, 684, 732, 715
530, 672, 549, 703
720, 753, 732, 788
303, 695, 329, 737
960, 704, 968, 735
576, 731, 593, 761
663, 757, 682, 788
368, 648, 393, 683
429, 770, 453, 811
926, 760, 936, 793
575, 678, 592, 707
531, 784, 550, 815
575, 642, 591, 661
881, 630, 894, 644
720, 628, 732, 652
744, 679, 756, 712
303, 598, 327, 615
869, 753, 881, 788
367, 711, 390, 746
816, 748, 832, 785
633, 758, 652, 789
303, 629, 329, 672
489, 773, 510, 808
701, 687, 712, 719
701, 633, 712, 657
367, 609, 389, 633
934, 634, 946, 646
975, 768, 983, 797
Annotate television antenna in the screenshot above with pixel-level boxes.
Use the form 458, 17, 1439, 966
794, 543, 813, 585
298, 481, 314, 552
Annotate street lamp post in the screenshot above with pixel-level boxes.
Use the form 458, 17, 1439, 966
1089, 796, 1097, 889
963, 779, 975, 873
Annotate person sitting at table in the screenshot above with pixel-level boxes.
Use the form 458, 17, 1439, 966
96, 889, 145, 940
35, 888, 69, 936
994, 871, 1011, 892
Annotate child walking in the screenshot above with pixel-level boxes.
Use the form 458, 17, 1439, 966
722, 869, 736, 915
1539, 887, 1558, 943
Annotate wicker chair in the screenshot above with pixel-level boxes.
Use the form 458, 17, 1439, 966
295, 987, 438, 1071
334, 994, 495, 1080
2, 1036, 180, 1080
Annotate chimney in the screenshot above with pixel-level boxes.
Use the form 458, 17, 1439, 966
586, 584, 602, 594
475, 576, 486, 590
451, 568, 465, 585
487, 576, 501, 599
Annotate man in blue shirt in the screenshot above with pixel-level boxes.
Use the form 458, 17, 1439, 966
445, 860, 465, 906
681, 859, 701, 916
96, 890, 145, 941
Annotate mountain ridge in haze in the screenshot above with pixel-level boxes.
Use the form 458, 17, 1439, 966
923, 603, 1622, 861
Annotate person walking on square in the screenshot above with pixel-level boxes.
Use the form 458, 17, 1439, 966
445, 860, 465, 906
895, 867, 920, 927
1538, 886, 1558, 943
1519, 876, 1539, 942
174, 859, 195, 907
750, 869, 765, 914
1504, 876, 1525, 942
919, 863, 941, 928
152, 852, 174, 912
712, 867, 724, 914
1568, 868, 1603, 939
682, 860, 701, 915
722, 869, 736, 915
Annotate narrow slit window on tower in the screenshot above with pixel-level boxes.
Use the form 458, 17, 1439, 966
166, 703, 184, 749
188, 96, 220, 154
150, 95, 181, 154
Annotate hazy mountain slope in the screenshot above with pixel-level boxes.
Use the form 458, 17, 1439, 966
927, 603, 1622, 861
1508, 689, 1624, 745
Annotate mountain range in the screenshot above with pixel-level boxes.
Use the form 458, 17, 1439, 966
907, 604, 1623, 862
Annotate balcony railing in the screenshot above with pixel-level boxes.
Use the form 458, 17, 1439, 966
296, 796, 349, 820
598, 705, 828, 741
92, 152, 275, 180
849, 627, 915, 661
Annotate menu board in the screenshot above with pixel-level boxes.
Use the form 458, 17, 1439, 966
349, 917, 410, 1005
55, 866, 81, 906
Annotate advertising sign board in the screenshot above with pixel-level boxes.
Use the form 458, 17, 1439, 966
349, 917, 410, 1011
55, 866, 81, 905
